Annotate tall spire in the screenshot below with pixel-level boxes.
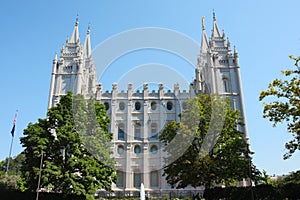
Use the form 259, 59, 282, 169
83, 25, 92, 58
69, 18, 80, 44
199, 16, 209, 55
212, 11, 221, 38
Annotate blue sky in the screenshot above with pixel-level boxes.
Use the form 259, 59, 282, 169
1, 0, 300, 176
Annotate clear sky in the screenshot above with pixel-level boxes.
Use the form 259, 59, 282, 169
0, 0, 300, 176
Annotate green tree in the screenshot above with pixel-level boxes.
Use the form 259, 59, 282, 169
282, 170, 300, 185
259, 55, 300, 159
20, 92, 116, 199
159, 94, 258, 189
0, 153, 25, 190
0, 153, 24, 175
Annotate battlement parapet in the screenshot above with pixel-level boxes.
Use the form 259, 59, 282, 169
96, 82, 192, 100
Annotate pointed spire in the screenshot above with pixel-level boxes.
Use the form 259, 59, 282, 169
234, 45, 238, 55
83, 25, 92, 58
202, 16, 205, 30
54, 52, 57, 61
69, 18, 80, 44
212, 11, 221, 38
61, 44, 65, 53
227, 37, 230, 47
52, 52, 58, 65
200, 17, 209, 54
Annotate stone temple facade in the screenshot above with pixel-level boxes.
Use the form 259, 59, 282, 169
48, 13, 249, 196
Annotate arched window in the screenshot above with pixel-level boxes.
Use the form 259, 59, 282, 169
151, 123, 158, 139
118, 123, 125, 140
151, 123, 157, 134
151, 101, 157, 110
117, 171, 125, 187
135, 102, 141, 111
134, 145, 141, 154
133, 171, 142, 188
117, 145, 124, 155
150, 145, 158, 154
104, 102, 110, 110
223, 77, 230, 93
119, 102, 125, 111
150, 170, 159, 187
134, 122, 141, 140
167, 101, 173, 110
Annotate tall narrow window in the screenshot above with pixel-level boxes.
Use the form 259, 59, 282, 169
133, 171, 142, 188
135, 102, 141, 110
117, 171, 124, 187
150, 170, 159, 187
151, 123, 158, 139
134, 122, 141, 140
223, 78, 229, 93
118, 123, 125, 140
104, 102, 110, 110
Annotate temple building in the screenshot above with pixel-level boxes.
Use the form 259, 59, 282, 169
48, 13, 249, 196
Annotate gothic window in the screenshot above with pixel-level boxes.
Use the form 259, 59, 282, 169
223, 77, 230, 93
150, 170, 159, 187
104, 102, 110, 110
151, 101, 157, 110
61, 75, 71, 93
116, 171, 125, 187
134, 122, 141, 140
118, 123, 125, 140
133, 171, 142, 188
119, 102, 125, 111
151, 123, 158, 139
135, 102, 141, 111
151, 123, 157, 134
167, 101, 173, 110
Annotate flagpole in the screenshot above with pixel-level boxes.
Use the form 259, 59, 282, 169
5, 136, 14, 175
5, 109, 18, 175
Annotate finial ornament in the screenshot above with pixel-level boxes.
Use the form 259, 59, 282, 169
202, 16, 205, 30
75, 14, 79, 26
213, 9, 216, 21
87, 23, 91, 34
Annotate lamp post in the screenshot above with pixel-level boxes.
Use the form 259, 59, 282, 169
36, 151, 44, 200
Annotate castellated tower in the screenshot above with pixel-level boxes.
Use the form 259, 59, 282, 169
48, 18, 97, 109
48, 13, 249, 196
192, 12, 249, 141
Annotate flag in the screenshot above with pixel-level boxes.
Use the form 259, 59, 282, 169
11, 120, 16, 137
10, 110, 18, 137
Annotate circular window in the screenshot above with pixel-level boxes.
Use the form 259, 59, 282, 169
151, 102, 157, 110
117, 145, 124, 154
167, 101, 173, 110
119, 102, 125, 110
104, 102, 110, 110
135, 102, 141, 110
150, 145, 158, 154
134, 145, 141, 154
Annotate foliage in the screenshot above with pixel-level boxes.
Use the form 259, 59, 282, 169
256, 170, 272, 185
259, 55, 300, 159
0, 153, 25, 190
159, 94, 259, 189
0, 153, 24, 176
281, 170, 300, 185
20, 92, 116, 199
